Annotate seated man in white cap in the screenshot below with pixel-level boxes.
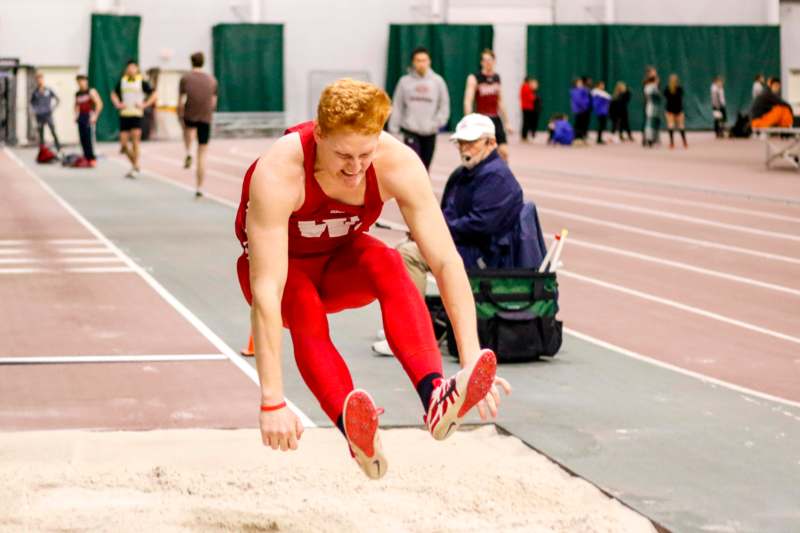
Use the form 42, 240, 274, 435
374, 113, 524, 355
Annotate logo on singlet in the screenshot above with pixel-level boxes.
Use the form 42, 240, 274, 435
297, 216, 362, 238
477, 83, 500, 96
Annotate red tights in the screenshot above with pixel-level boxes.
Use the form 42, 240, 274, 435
238, 234, 443, 424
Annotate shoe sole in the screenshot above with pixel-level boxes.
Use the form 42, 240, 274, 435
457, 349, 497, 418
343, 390, 387, 480
431, 349, 497, 441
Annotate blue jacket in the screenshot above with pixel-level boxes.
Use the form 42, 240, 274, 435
570, 87, 591, 114
493, 201, 548, 269
441, 150, 524, 269
591, 88, 611, 117
552, 120, 574, 145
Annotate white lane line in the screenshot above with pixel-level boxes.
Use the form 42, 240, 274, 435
565, 237, 800, 297
565, 328, 800, 410
65, 267, 135, 273
146, 153, 242, 184
560, 269, 800, 346
57, 247, 112, 254
7, 148, 315, 428
0, 267, 50, 274
0, 239, 102, 246
0, 258, 42, 264
54, 257, 123, 264
0, 354, 229, 364
0, 249, 25, 255
532, 189, 800, 243
49, 239, 100, 244
539, 207, 800, 265
0, 267, 133, 274
527, 174, 800, 225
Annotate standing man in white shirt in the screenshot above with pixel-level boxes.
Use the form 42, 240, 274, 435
111, 60, 157, 178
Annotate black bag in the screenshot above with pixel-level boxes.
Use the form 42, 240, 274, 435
426, 268, 562, 363
730, 112, 752, 138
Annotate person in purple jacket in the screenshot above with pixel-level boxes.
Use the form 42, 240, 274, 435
570, 78, 591, 143
591, 80, 611, 145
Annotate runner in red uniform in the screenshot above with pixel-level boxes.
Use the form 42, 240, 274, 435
235, 79, 511, 479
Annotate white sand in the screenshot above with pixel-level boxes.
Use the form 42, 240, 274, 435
0, 426, 656, 533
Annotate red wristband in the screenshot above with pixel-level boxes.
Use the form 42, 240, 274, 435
260, 401, 287, 412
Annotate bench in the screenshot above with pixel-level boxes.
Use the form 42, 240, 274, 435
754, 127, 800, 170
212, 111, 286, 138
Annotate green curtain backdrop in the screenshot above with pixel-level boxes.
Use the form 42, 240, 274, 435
526, 25, 607, 131
88, 14, 141, 141
526, 25, 780, 131
607, 26, 780, 130
212, 24, 284, 112
386, 24, 494, 130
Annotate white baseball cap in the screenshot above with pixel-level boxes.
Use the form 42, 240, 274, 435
450, 113, 496, 142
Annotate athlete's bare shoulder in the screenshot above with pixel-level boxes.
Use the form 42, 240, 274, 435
250, 132, 305, 213
373, 131, 432, 202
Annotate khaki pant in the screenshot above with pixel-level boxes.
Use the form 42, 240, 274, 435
397, 240, 429, 297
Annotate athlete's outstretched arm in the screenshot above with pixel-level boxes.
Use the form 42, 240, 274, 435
247, 135, 305, 451
379, 136, 512, 419
378, 135, 481, 367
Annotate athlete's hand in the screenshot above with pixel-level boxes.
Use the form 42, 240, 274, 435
476, 376, 512, 421
259, 406, 304, 452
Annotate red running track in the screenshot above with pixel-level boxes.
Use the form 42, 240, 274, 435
0, 148, 259, 431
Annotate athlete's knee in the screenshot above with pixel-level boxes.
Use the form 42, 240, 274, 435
282, 285, 327, 333
362, 245, 406, 277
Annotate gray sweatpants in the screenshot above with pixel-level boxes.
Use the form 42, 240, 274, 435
36, 113, 61, 151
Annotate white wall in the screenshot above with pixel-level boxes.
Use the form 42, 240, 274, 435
553, 0, 606, 23
0, 0, 95, 72
132, 1, 238, 73
780, 1, 800, 109
260, 0, 420, 124
611, 0, 777, 25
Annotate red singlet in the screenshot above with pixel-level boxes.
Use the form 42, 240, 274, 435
235, 121, 383, 259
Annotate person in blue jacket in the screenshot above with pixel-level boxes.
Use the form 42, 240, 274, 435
591, 80, 611, 144
570, 78, 591, 143
396, 112, 523, 293
547, 113, 574, 146
374, 114, 533, 356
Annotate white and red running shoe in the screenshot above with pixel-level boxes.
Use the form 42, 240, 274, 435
343, 389, 388, 480
425, 349, 497, 441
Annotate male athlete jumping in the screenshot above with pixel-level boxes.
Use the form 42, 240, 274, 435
235, 79, 511, 479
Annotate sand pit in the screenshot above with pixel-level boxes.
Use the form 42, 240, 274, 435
0, 425, 656, 532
